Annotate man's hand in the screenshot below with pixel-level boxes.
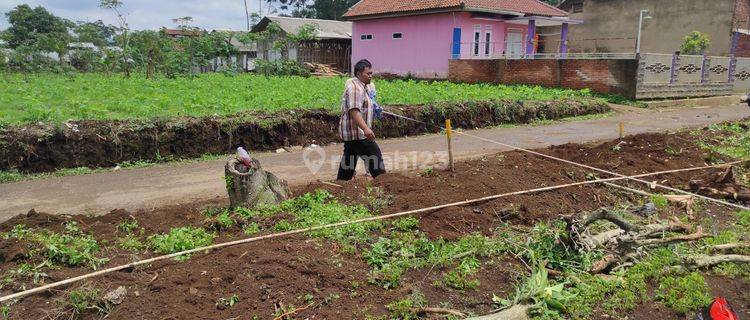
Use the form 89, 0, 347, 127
364, 127, 375, 140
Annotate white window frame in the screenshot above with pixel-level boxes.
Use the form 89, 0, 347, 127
392, 32, 403, 40
360, 34, 374, 41
484, 25, 493, 56
472, 25, 481, 56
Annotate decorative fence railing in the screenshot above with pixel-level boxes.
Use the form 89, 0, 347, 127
638, 53, 734, 85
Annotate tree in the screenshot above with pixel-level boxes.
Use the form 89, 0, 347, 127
74, 20, 118, 47
1, 4, 73, 51
266, 0, 358, 20
680, 31, 710, 55
99, 0, 133, 76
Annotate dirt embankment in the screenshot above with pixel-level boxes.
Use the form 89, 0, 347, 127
0, 99, 608, 173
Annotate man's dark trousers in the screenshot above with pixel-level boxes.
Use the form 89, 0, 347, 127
337, 139, 386, 180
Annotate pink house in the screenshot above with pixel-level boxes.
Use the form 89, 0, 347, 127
343, 0, 580, 78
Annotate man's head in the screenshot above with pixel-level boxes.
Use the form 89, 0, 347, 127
354, 59, 373, 84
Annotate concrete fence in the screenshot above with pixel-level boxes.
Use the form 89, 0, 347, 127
448, 53, 750, 100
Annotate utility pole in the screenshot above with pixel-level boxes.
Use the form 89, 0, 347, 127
636, 9, 652, 54
243, 0, 250, 30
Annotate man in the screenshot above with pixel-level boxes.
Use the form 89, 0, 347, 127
337, 59, 386, 181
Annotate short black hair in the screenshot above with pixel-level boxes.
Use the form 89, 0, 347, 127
353, 59, 372, 77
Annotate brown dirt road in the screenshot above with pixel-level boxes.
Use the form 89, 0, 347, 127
1, 103, 749, 222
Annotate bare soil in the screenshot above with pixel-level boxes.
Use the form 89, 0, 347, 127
1, 128, 748, 320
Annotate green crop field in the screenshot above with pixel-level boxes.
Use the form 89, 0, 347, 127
0, 73, 597, 125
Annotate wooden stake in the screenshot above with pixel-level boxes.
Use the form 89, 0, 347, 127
446, 119, 454, 171
619, 122, 625, 139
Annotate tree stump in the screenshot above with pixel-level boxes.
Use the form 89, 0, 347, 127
225, 157, 290, 209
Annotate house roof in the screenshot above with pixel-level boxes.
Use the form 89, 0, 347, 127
343, 0, 568, 20
252, 16, 352, 39
163, 28, 204, 37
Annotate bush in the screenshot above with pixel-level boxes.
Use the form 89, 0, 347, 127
255, 59, 310, 77
680, 31, 710, 55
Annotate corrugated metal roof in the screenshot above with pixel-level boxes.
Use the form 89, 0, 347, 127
343, 0, 568, 19
264, 16, 352, 39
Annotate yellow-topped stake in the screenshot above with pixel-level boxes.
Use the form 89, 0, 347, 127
446, 119, 454, 171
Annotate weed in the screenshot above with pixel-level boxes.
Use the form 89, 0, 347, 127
364, 232, 506, 289
391, 217, 419, 231
10, 262, 51, 284
65, 287, 111, 316
323, 293, 340, 306
442, 257, 481, 290
697, 120, 750, 159
215, 210, 236, 229
243, 222, 261, 236
116, 219, 140, 234
665, 145, 683, 156
650, 195, 669, 209
3, 224, 32, 240
149, 227, 215, 259
386, 290, 426, 320
656, 272, 712, 314
363, 186, 394, 213
32, 222, 108, 269
494, 266, 574, 319
419, 167, 434, 177
737, 210, 750, 227
261, 190, 382, 245
117, 234, 147, 251
216, 294, 240, 308
273, 220, 293, 232
0, 305, 8, 319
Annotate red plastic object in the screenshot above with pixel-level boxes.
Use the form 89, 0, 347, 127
710, 297, 739, 320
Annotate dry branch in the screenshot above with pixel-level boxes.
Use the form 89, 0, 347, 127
414, 307, 467, 318
687, 254, 750, 268
710, 243, 750, 253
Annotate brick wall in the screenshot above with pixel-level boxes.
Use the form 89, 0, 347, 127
497, 60, 558, 87
448, 59, 639, 99
734, 0, 750, 29
737, 33, 750, 57
447, 60, 499, 83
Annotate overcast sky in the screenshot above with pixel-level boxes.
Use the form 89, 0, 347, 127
0, 0, 271, 31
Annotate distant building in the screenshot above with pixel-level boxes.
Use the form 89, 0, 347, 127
252, 16, 352, 72
343, 0, 577, 78
163, 28, 204, 39
210, 30, 259, 71
541, 0, 750, 56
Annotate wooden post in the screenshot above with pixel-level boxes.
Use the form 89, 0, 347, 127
446, 119, 454, 171
619, 122, 624, 139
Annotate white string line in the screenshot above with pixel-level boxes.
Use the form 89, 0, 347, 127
384, 111, 750, 211
0, 162, 735, 304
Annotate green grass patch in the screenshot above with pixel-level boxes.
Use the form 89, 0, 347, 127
650, 195, 669, 209
386, 290, 427, 320
7, 222, 109, 269
0, 73, 598, 125
363, 232, 507, 289
148, 227, 215, 259
698, 121, 750, 159
656, 272, 712, 315
241, 190, 382, 245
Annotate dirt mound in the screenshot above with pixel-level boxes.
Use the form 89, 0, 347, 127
0, 99, 608, 173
